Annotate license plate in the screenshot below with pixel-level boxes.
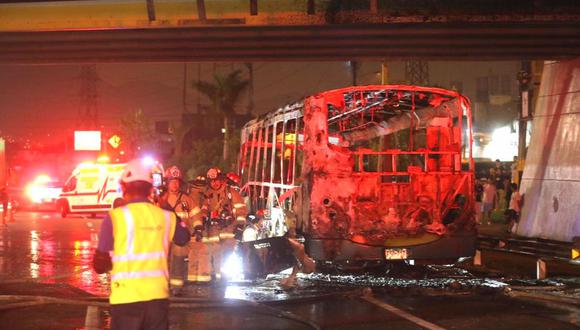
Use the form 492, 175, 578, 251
385, 248, 408, 260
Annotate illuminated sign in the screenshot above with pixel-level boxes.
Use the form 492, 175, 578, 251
108, 135, 121, 149
74, 131, 101, 151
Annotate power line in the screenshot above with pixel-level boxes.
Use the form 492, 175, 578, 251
78, 64, 99, 129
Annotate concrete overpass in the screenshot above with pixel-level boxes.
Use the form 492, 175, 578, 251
0, 0, 579, 63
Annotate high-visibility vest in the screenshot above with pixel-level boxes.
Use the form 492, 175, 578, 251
109, 202, 176, 305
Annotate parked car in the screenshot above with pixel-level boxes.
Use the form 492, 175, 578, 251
25, 175, 63, 210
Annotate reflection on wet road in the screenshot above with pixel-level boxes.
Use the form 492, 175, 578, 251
0, 211, 578, 330
0, 211, 509, 301
0, 212, 574, 302
0, 211, 108, 296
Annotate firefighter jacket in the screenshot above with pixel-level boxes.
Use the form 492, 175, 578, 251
158, 191, 198, 230
190, 183, 247, 240
109, 203, 176, 305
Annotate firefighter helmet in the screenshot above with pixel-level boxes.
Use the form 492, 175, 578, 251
246, 214, 260, 224
120, 158, 155, 184
226, 172, 241, 186
206, 167, 222, 180
165, 166, 182, 180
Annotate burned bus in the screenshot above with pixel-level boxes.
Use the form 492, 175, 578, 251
237, 85, 476, 268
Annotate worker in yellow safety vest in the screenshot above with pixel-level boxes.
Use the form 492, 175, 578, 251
92, 158, 190, 330
157, 165, 198, 294
188, 167, 247, 283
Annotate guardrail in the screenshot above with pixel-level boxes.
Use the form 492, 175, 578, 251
475, 234, 579, 280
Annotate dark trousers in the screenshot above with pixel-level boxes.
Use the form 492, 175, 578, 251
170, 255, 187, 285
110, 299, 169, 330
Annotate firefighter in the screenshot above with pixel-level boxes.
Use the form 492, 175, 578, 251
188, 167, 247, 283
0, 185, 8, 226
157, 166, 197, 293
92, 158, 190, 330
242, 214, 263, 242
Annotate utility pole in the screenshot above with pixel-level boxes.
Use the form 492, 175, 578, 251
196, 63, 201, 113
517, 61, 532, 184
381, 61, 389, 85
349, 61, 359, 86
246, 63, 254, 115
182, 63, 188, 113
78, 64, 98, 129
405, 61, 430, 85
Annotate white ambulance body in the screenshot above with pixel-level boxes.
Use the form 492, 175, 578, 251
57, 162, 126, 217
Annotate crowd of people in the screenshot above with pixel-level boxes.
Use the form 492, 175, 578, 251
474, 157, 522, 233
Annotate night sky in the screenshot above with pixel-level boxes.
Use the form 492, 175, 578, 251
0, 60, 520, 143
0, 62, 384, 141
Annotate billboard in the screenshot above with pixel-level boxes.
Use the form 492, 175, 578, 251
74, 131, 101, 151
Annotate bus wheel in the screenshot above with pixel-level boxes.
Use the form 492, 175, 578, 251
60, 202, 69, 218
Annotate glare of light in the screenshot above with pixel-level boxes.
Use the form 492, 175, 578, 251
482, 125, 518, 161
279, 267, 294, 275
242, 227, 258, 242
34, 175, 51, 184
30, 263, 39, 279
221, 128, 226, 134
77, 161, 94, 169
224, 285, 246, 300
30, 231, 39, 265
97, 155, 110, 163
142, 156, 155, 166
221, 252, 244, 280
74, 241, 81, 257
25, 175, 61, 204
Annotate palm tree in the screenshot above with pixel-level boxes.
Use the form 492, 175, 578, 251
193, 69, 249, 162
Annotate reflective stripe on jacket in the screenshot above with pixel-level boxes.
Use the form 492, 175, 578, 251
109, 203, 176, 305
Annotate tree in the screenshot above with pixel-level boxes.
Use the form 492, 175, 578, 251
193, 70, 249, 162
119, 109, 157, 158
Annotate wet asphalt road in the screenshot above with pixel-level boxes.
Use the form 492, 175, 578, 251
0, 211, 578, 329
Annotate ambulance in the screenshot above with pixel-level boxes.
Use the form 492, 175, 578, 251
57, 162, 126, 217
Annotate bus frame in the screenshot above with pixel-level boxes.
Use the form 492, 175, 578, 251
238, 85, 476, 267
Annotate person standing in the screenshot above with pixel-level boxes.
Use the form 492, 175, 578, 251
506, 183, 522, 233
474, 178, 484, 225
0, 186, 8, 226
510, 156, 519, 184
157, 166, 197, 294
93, 159, 190, 330
481, 179, 497, 225
495, 175, 506, 210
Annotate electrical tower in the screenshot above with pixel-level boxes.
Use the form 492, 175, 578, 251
405, 61, 430, 85
78, 64, 99, 129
